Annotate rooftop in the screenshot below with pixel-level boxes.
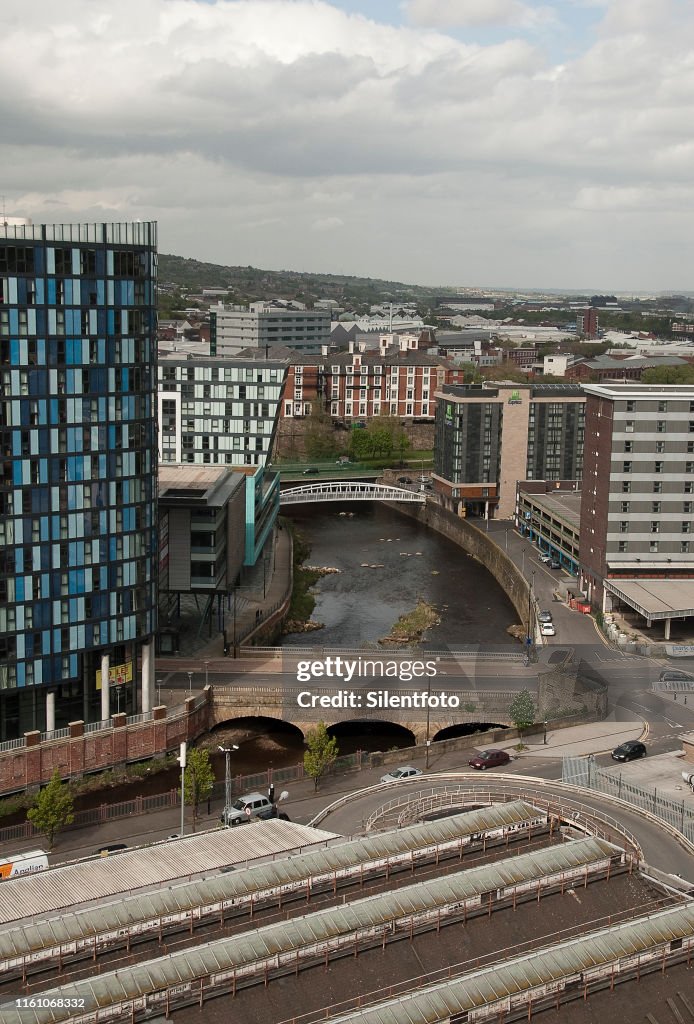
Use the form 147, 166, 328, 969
158, 465, 246, 507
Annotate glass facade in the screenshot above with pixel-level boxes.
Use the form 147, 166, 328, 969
0, 222, 158, 735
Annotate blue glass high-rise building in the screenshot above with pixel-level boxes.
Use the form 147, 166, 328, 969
0, 220, 158, 738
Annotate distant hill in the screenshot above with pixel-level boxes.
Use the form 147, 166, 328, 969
157, 253, 441, 308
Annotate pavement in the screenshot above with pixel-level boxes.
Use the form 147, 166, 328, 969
34, 717, 646, 867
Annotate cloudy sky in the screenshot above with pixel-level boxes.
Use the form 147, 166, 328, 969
3, 0, 693, 290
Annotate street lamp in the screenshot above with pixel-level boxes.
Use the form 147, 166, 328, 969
543, 719, 548, 745
204, 661, 210, 688
156, 678, 163, 707
219, 744, 239, 821
187, 671, 193, 694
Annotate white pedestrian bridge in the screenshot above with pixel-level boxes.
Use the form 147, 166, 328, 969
280, 481, 426, 505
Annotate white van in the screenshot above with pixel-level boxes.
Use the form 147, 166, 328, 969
0, 849, 49, 879
220, 792, 274, 827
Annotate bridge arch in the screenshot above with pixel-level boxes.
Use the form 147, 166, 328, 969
280, 481, 425, 505
210, 714, 305, 743
327, 719, 416, 752
432, 722, 507, 742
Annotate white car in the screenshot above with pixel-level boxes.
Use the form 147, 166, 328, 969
540, 622, 556, 637
539, 553, 552, 563
380, 766, 423, 784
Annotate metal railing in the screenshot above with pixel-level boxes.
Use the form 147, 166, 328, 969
238, 645, 527, 660
563, 755, 694, 845
0, 737, 26, 753
40, 726, 71, 743
125, 710, 154, 727
280, 481, 426, 505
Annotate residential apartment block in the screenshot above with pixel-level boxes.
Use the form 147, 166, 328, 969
210, 304, 331, 356
279, 346, 465, 422
157, 355, 287, 566
0, 220, 158, 737
433, 383, 585, 519
579, 384, 694, 633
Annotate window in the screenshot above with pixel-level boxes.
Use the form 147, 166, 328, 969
625, 420, 634, 432
683, 522, 691, 534
653, 481, 663, 493
621, 502, 630, 513
620, 521, 629, 533
656, 421, 666, 433
658, 401, 667, 413
686, 481, 694, 494
618, 541, 628, 552
650, 541, 659, 552
622, 481, 631, 493
652, 502, 661, 514
655, 461, 664, 473
651, 521, 660, 533
690, 421, 694, 433
623, 461, 632, 473
682, 540, 691, 553
688, 441, 694, 453
626, 401, 635, 412
685, 502, 693, 514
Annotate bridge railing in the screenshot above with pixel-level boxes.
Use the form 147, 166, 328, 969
238, 645, 527, 660
280, 481, 426, 504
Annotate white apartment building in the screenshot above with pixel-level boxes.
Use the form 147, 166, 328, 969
210, 304, 330, 356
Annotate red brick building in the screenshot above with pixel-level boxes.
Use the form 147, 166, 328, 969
279, 345, 466, 422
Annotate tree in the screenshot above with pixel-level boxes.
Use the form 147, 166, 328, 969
349, 427, 374, 461
182, 748, 215, 832
305, 400, 337, 460
27, 769, 74, 850
509, 690, 537, 747
304, 722, 339, 791
642, 365, 694, 385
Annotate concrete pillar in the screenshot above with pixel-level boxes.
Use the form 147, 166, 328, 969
664, 618, 671, 641
46, 691, 55, 733
141, 640, 153, 713
100, 652, 110, 721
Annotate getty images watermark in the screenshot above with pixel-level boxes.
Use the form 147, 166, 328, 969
295, 655, 461, 709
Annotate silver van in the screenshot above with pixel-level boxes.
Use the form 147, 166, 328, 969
221, 792, 274, 827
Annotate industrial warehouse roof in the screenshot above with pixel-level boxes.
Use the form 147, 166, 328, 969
0, 820, 337, 926
0, 838, 622, 1023
0, 837, 616, 969
604, 578, 694, 621
324, 903, 694, 1024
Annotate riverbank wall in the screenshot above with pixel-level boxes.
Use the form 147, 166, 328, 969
382, 497, 531, 625
384, 497, 607, 723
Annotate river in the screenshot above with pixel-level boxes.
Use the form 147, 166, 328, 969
281, 503, 518, 648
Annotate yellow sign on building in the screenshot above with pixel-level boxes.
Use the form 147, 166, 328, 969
95, 662, 133, 691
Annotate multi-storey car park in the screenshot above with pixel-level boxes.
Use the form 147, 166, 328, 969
0, 791, 692, 1024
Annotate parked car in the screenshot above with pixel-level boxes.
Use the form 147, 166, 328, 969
380, 766, 423, 784
539, 553, 552, 563
681, 770, 694, 792
220, 792, 275, 826
659, 670, 694, 682
397, 476, 413, 485
538, 610, 553, 623
540, 622, 556, 637
547, 560, 562, 570
96, 844, 128, 856
302, 467, 320, 475
335, 456, 351, 464
468, 749, 511, 770
611, 740, 647, 762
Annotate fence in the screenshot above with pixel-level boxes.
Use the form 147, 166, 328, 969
0, 789, 180, 845
562, 755, 694, 845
